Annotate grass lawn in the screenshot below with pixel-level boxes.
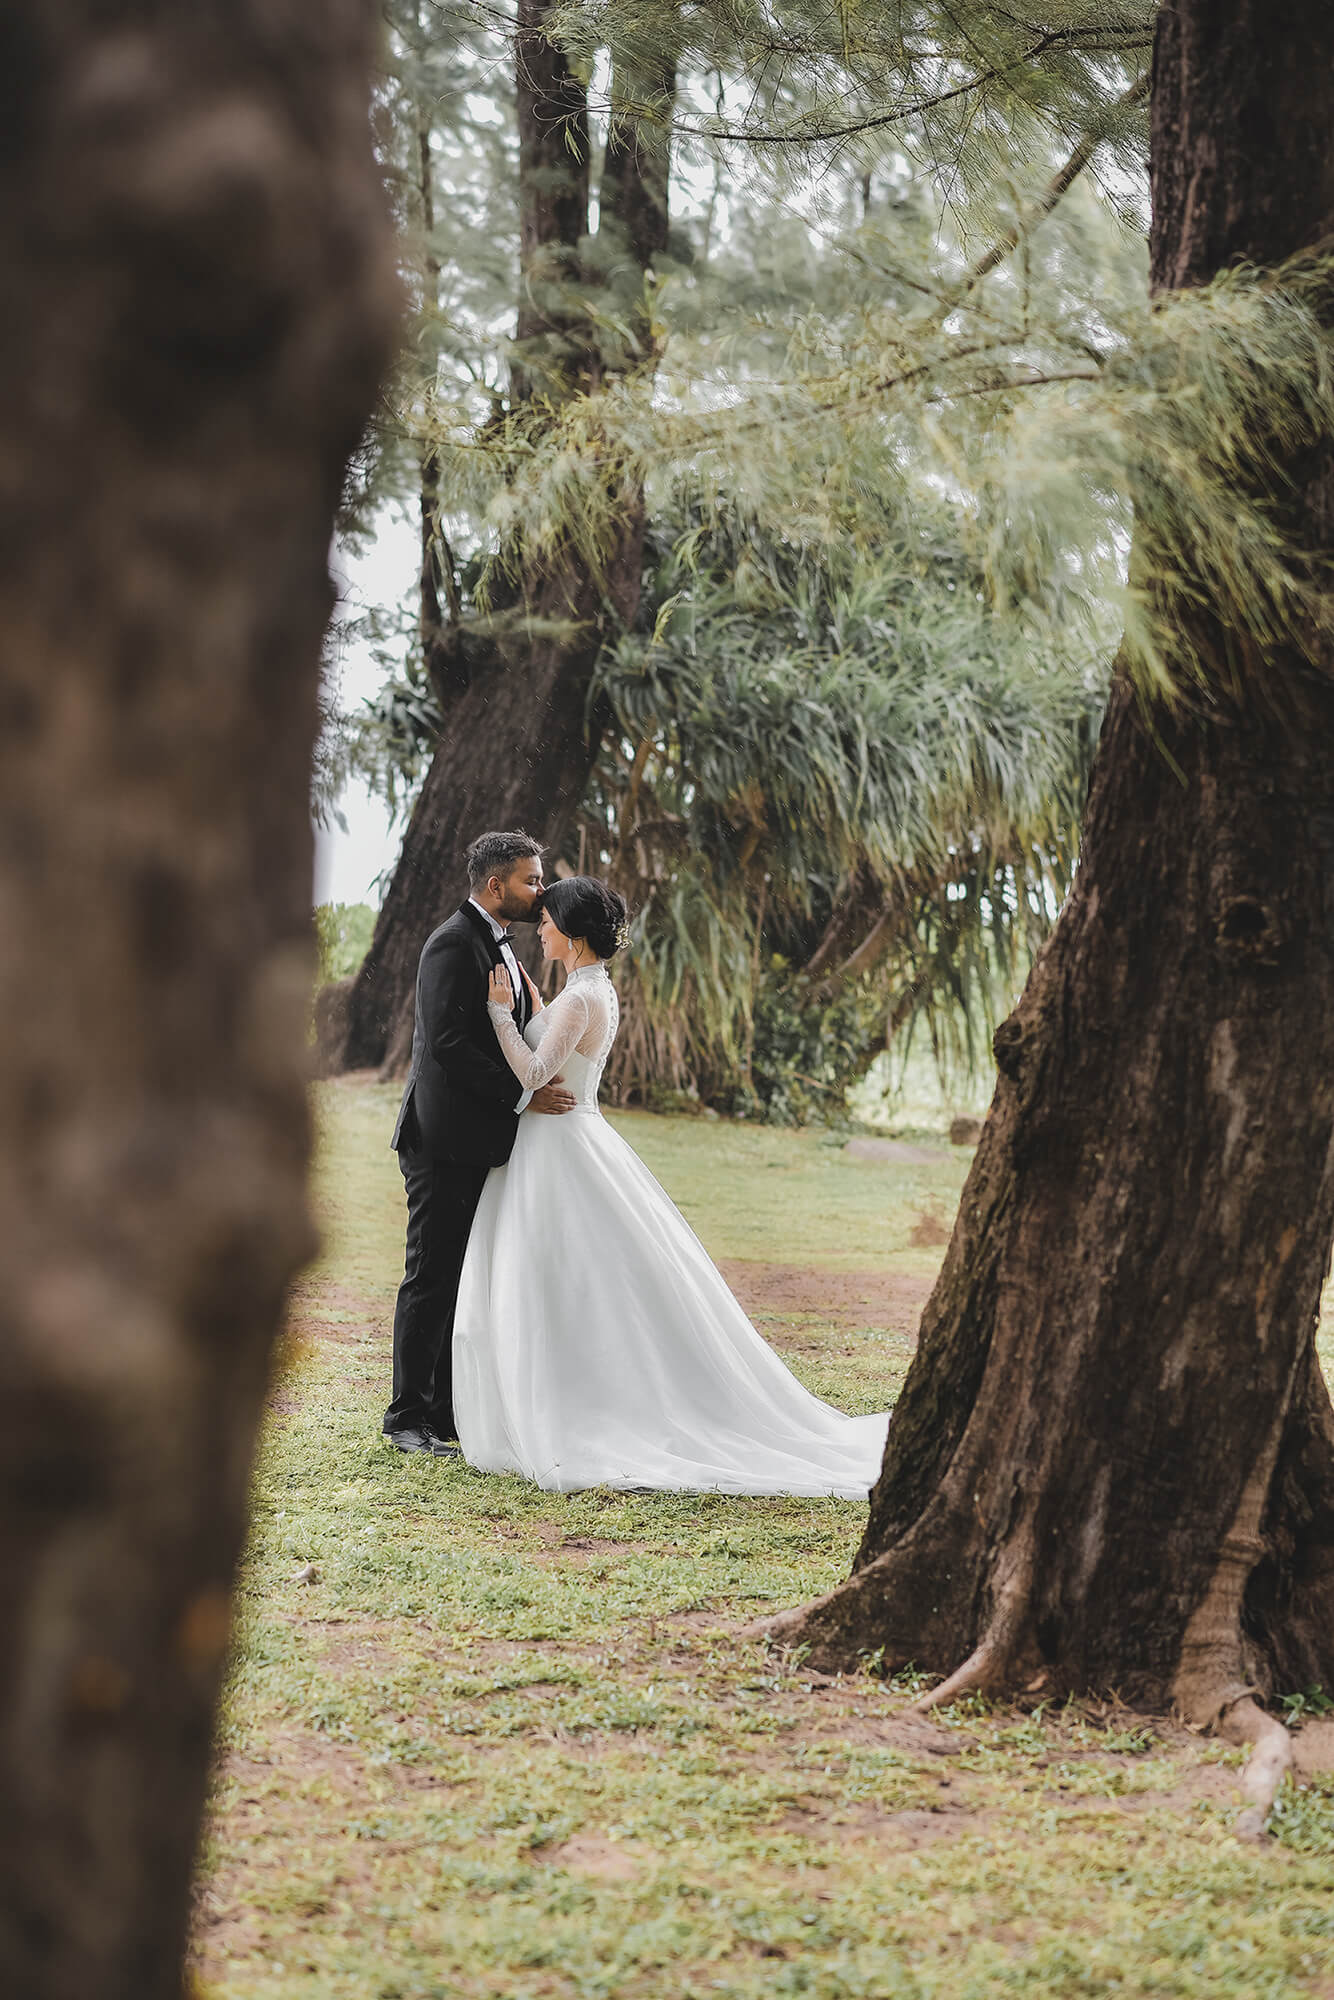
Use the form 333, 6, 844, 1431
191, 1079, 1334, 2000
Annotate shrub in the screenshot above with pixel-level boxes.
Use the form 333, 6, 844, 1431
314, 902, 375, 985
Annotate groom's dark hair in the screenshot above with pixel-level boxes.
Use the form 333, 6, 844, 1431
465, 829, 542, 889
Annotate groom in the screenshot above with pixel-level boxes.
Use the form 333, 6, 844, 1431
383, 829, 575, 1454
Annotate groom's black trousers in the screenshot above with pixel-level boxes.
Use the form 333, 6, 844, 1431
384, 1148, 490, 1439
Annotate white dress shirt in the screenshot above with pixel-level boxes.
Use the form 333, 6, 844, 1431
468, 898, 533, 1113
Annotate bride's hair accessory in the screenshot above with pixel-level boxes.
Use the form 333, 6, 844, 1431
539, 875, 631, 959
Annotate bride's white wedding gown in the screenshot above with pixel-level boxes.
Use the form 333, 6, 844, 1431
453, 963, 890, 1496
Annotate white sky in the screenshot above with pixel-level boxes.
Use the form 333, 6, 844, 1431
313, 512, 420, 908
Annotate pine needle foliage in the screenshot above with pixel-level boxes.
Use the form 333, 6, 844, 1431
556, 0, 1155, 210
433, 0, 1334, 705
440, 231, 1334, 709
328, 0, 1334, 1112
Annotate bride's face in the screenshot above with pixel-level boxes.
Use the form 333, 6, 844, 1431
537, 909, 565, 962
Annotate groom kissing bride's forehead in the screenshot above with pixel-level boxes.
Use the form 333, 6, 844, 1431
382, 825, 888, 1498
382, 828, 574, 1461
467, 829, 545, 923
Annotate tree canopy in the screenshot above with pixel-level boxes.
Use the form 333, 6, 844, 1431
326, 0, 1190, 1108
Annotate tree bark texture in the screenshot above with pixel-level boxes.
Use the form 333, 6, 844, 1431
597, 26, 677, 369
765, 0, 1334, 1727
329, 550, 634, 1074
510, 0, 593, 404
326, 8, 677, 1075
0, 8, 394, 1994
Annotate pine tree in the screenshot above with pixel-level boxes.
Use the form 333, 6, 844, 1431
322, 0, 680, 1073
701, 0, 1334, 1827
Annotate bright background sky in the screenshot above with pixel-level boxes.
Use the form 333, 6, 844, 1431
313, 514, 419, 908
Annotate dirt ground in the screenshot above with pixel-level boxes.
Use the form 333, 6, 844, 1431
719, 1260, 933, 1334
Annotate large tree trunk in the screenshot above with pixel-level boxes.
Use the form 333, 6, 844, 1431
0, 7, 393, 1993
333, 558, 631, 1072
510, 0, 593, 404
326, 7, 677, 1074
763, 1, 1334, 1798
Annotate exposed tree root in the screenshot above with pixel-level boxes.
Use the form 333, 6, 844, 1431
911, 1537, 1034, 1713
740, 1392, 1325, 1844
1217, 1694, 1294, 1839
742, 1603, 806, 1647
909, 1636, 1003, 1713
1174, 1425, 1292, 1836
738, 1542, 898, 1659
745, 1513, 1304, 1845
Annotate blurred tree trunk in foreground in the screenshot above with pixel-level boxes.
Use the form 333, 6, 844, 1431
765, 0, 1334, 1818
0, 5, 393, 1993
323, 1, 678, 1075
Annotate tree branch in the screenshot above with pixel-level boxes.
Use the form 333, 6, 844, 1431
948, 68, 1150, 309
676, 27, 1153, 147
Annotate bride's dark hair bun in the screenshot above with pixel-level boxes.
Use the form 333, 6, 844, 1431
541, 875, 630, 959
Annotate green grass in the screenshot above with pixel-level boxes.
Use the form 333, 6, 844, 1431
318, 1076, 970, 1274
191, 1081, 1334, 2000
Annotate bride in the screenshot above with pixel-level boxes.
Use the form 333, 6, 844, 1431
452, 875, 890, 1496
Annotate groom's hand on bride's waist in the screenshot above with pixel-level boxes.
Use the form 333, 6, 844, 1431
530, 1078, 576, 1115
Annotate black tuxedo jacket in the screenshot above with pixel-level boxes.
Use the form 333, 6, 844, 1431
390, 902, 533, 1166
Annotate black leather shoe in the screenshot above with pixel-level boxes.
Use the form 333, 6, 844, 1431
422, 1426, 463, 1459
385, 1427, 431, 1454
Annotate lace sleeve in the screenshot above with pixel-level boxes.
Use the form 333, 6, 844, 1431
487, 986, 590, 1089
